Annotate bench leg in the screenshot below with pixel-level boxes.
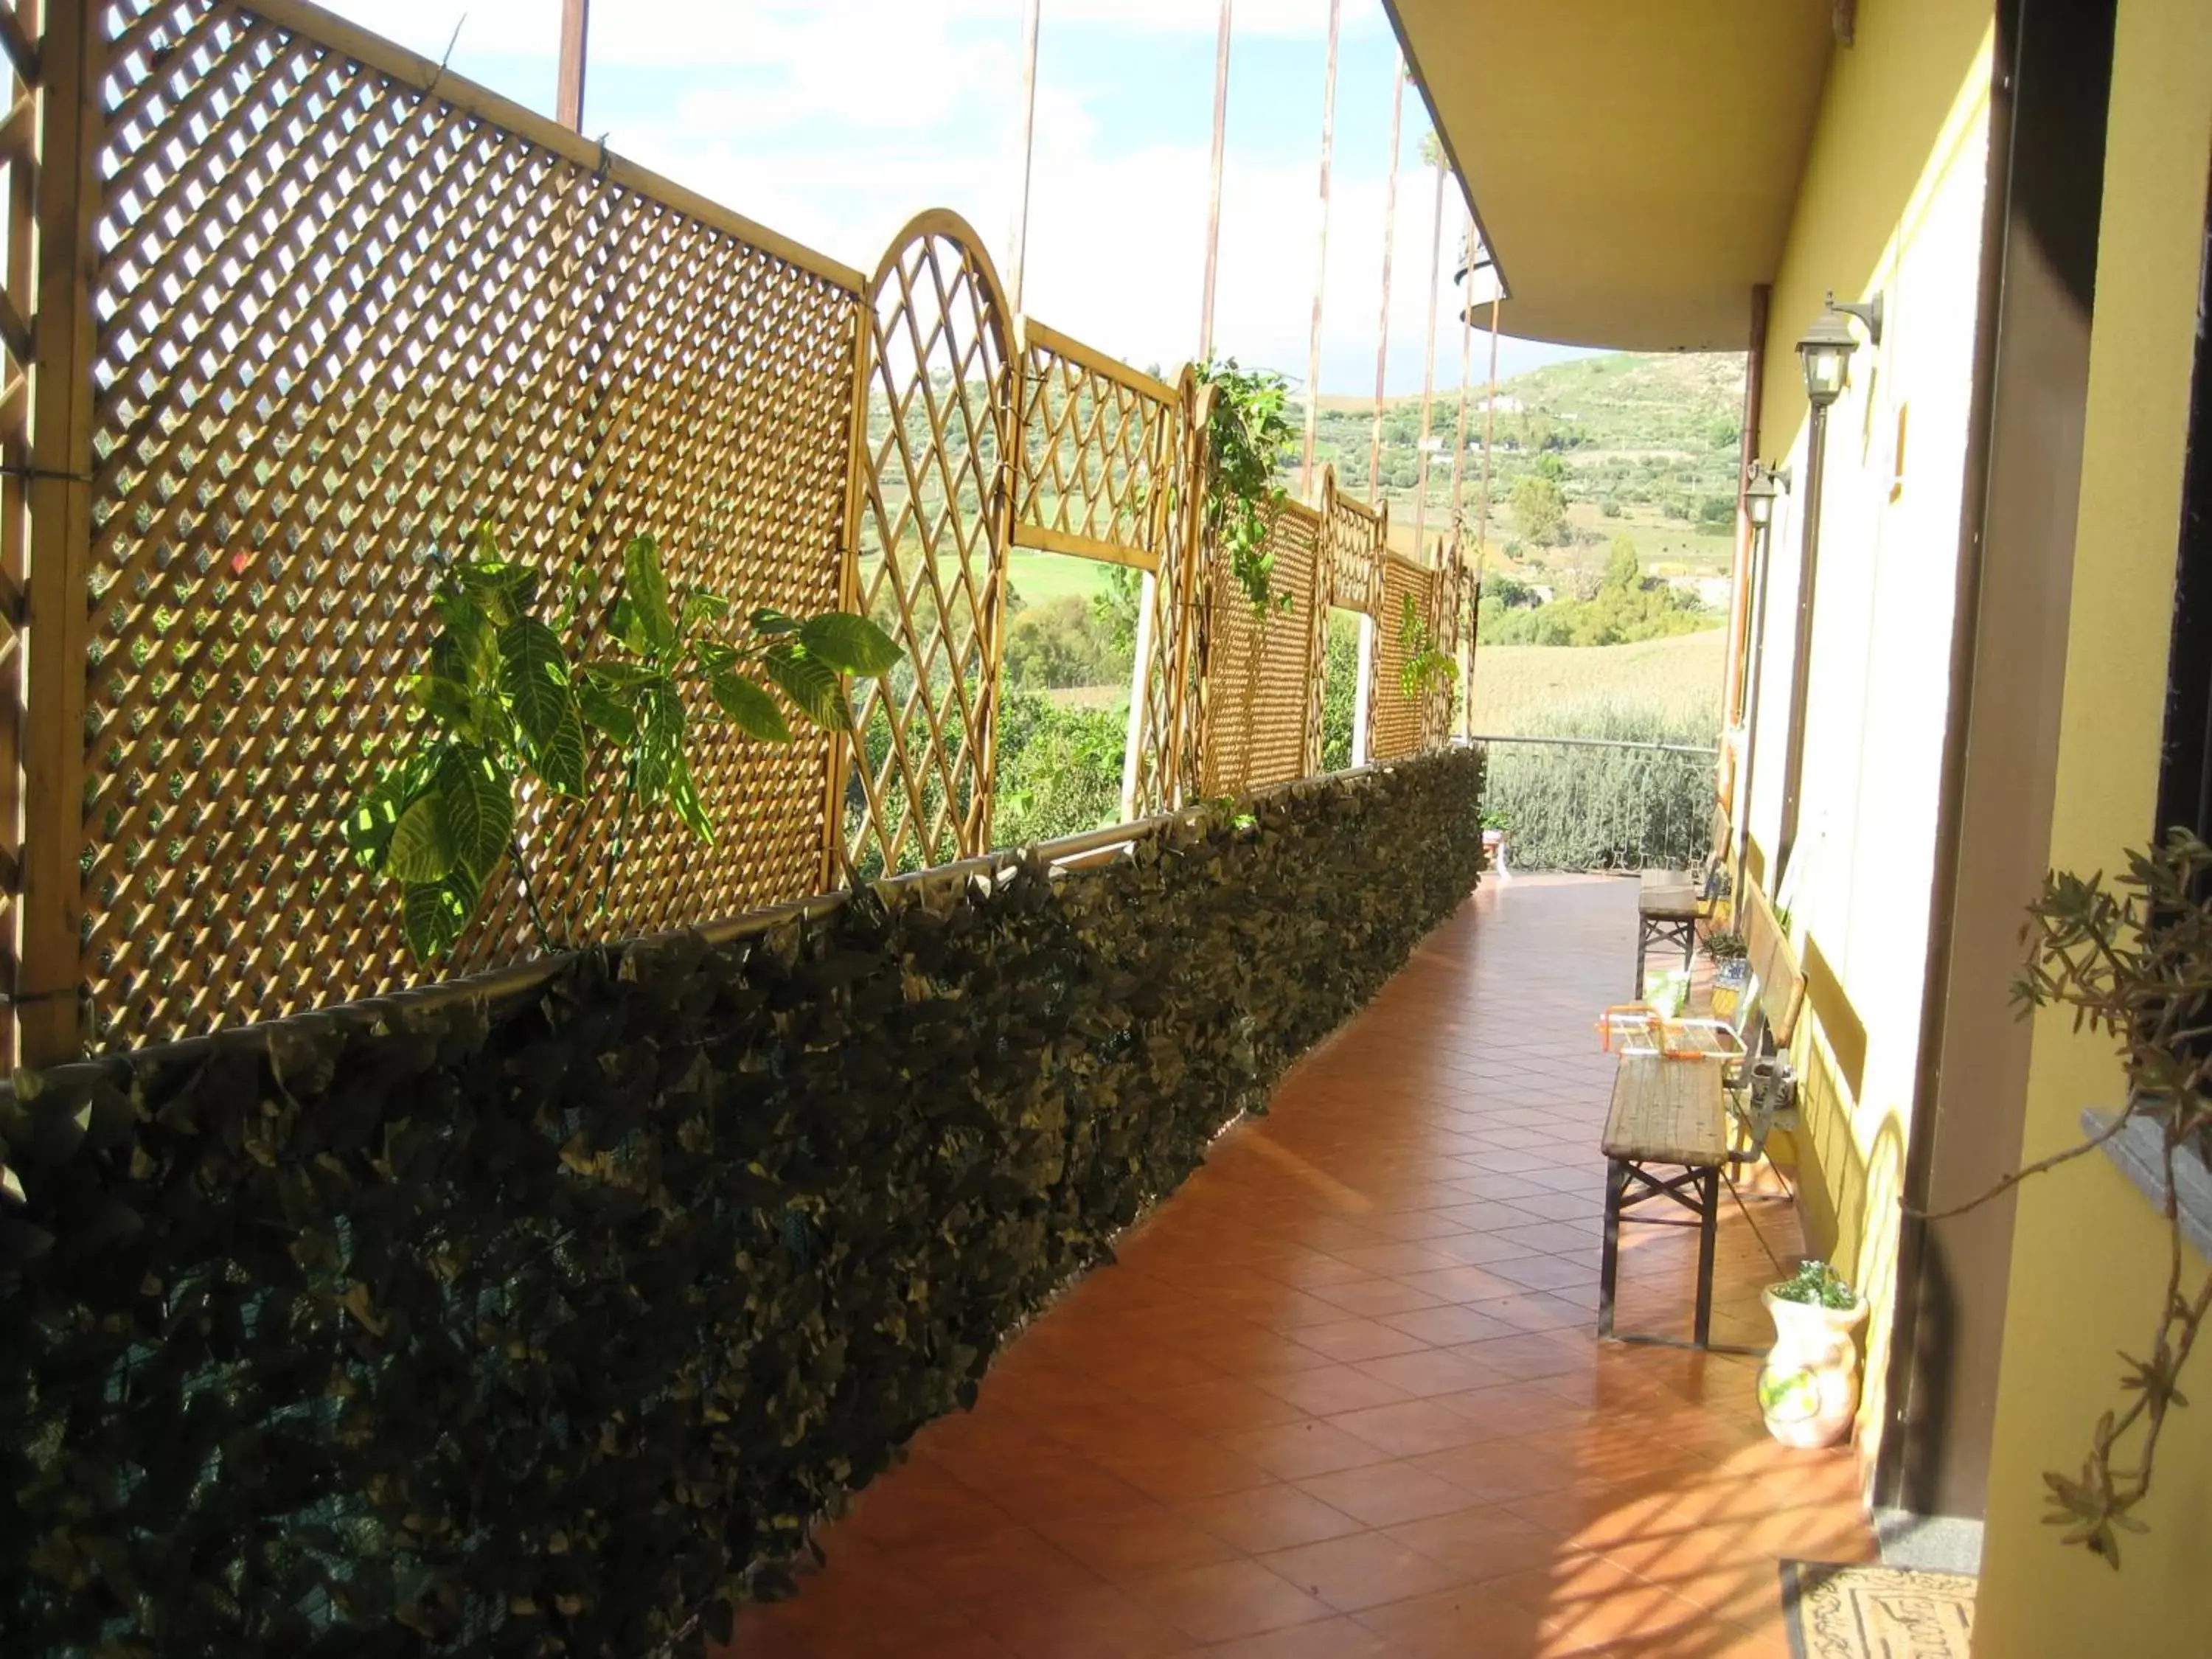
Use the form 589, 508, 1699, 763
1693, 1164, 1720, 1348
1599, 1158, 1630, 1339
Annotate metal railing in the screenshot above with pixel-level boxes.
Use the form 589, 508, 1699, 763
1472, 734, 1718, 872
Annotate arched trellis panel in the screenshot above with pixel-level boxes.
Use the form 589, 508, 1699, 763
842, 212, 1016, 879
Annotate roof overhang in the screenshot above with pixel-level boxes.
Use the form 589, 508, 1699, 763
1388, 1, 1837, 352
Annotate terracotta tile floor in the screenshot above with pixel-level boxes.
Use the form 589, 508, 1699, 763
725, 876, 1874, 1659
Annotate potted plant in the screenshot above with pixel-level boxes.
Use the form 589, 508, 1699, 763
1703, 928, 1750, 1020
1756, 1260, 1868, 1450
1480, 806, 1512, 877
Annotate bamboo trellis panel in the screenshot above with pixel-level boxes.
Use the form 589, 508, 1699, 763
0, 0, 1463, 1060
1368, 549, 1433, 764
1326, 483, 1387, 620
1012, 319, 1180, 571
1423, 540, 1468, 749
844, 213, 1012, 880
1122, 369, 1208, 820
1200, 498, 1324, 797
69, 0, 866, 1045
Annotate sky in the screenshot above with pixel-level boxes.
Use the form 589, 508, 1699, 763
324, 0, 1591, 397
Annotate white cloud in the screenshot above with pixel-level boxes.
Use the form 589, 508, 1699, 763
316, 0, 1526, 394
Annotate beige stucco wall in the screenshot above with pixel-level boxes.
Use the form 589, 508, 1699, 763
1972, 0, 2212, 1650
1744, 0, 1995, 1480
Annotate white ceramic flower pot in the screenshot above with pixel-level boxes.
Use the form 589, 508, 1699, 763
1756, 1287, 1868, 1449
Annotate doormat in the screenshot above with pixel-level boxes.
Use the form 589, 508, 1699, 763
1780, 1560, 1975, 1659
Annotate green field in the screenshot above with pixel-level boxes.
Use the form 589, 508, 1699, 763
1469, 628, 1727, 737
1006, 550, 1113, 608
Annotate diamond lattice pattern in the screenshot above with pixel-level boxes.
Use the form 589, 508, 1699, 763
83, 1, 860, 1045
846, 224, 1011, 877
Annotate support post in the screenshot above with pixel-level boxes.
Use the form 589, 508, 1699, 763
1411, 158, 1443, 555
21, 1, 101, 1063
1366, 58, 1403, 509
1006, 0, 1041, 315
1298, 0, 1340, 498
556, 0, 590, 132
1462, 293, 1501, 738
1776, 403, 1829, 884
1198, 0, 1233, 363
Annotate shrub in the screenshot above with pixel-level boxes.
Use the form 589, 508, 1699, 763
0, 750, 1486, 1658
993, 687, 1127, 849
1480, 695, 1717, 870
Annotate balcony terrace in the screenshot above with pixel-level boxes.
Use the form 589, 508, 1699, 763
731, 877, 1870, 1659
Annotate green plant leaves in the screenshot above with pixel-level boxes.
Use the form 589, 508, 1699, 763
435, 746, 514, 880
6, 749, 1486, 1658
624, 535, 678, 655
355, 521, 917, 964
402, 877, 473, 961
765, 647, 847, 729
386, 793, 454, 884
711, 672, 791, 743
499, 618, 574, 750
797, 613, 902, 678
536, 700, 588, 797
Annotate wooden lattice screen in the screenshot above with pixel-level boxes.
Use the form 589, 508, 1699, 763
1124, 369, 1207, 819
0, 0, 1463, 1060
1369, 551, 1435, 763
844, 214, 1012, 880
1199, 498, 1325, 797
45, 0, 869, 1047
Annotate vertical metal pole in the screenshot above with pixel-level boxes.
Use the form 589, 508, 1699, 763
556, 0, 590, 132
1776, 405, 1829, 885
1298, 0, 1341, 498
1198, 0, 1233, 363
1463, 293, 1502, 738
1367, 59, 1404, 509
1449, 214, 1475, 531
1007, 0, 1042, 316
1447, 212, 1475, 732
1723, 285, 1770, 729
1410, 159, 1444, 557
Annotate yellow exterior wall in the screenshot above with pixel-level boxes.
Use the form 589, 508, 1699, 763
1744, 0, 1995, 1479
1973, 0, 2212, 1650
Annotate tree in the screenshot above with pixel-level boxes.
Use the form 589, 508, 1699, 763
1603, 535, 1641, 592
1511, 474, 1567, 547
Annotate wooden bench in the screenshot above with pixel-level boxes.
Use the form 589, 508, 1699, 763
1632, 810, 1729, 993
1598, 874, 1804, 1348
1634, 870, 1703, 994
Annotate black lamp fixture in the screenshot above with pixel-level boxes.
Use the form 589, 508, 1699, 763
1744, 462, 1793, 532
1796, 291, 1883, 409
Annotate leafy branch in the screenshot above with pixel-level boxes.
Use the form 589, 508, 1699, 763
1197, 357, 1297, 616
1911, 829, 2212, 1565
1396, 591, 1455, 703
345, 524, 900, 963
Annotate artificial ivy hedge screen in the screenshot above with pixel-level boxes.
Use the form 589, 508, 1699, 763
1, 748, 1484, 1658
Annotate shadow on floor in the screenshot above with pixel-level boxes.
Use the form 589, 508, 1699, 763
726, 875, 1874, 1659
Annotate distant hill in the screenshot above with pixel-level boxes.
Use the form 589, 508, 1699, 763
1298, 349, 1748, 578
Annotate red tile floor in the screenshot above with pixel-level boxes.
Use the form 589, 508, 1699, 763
725, 875, 1875, 1658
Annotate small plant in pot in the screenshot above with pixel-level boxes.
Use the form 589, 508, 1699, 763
1757, 1260, 1868, 1450
1703, 927, 1750, 1020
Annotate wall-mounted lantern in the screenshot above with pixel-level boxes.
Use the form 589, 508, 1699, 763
1744, 461, 1793, 532
1796, 292, 1883, 410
